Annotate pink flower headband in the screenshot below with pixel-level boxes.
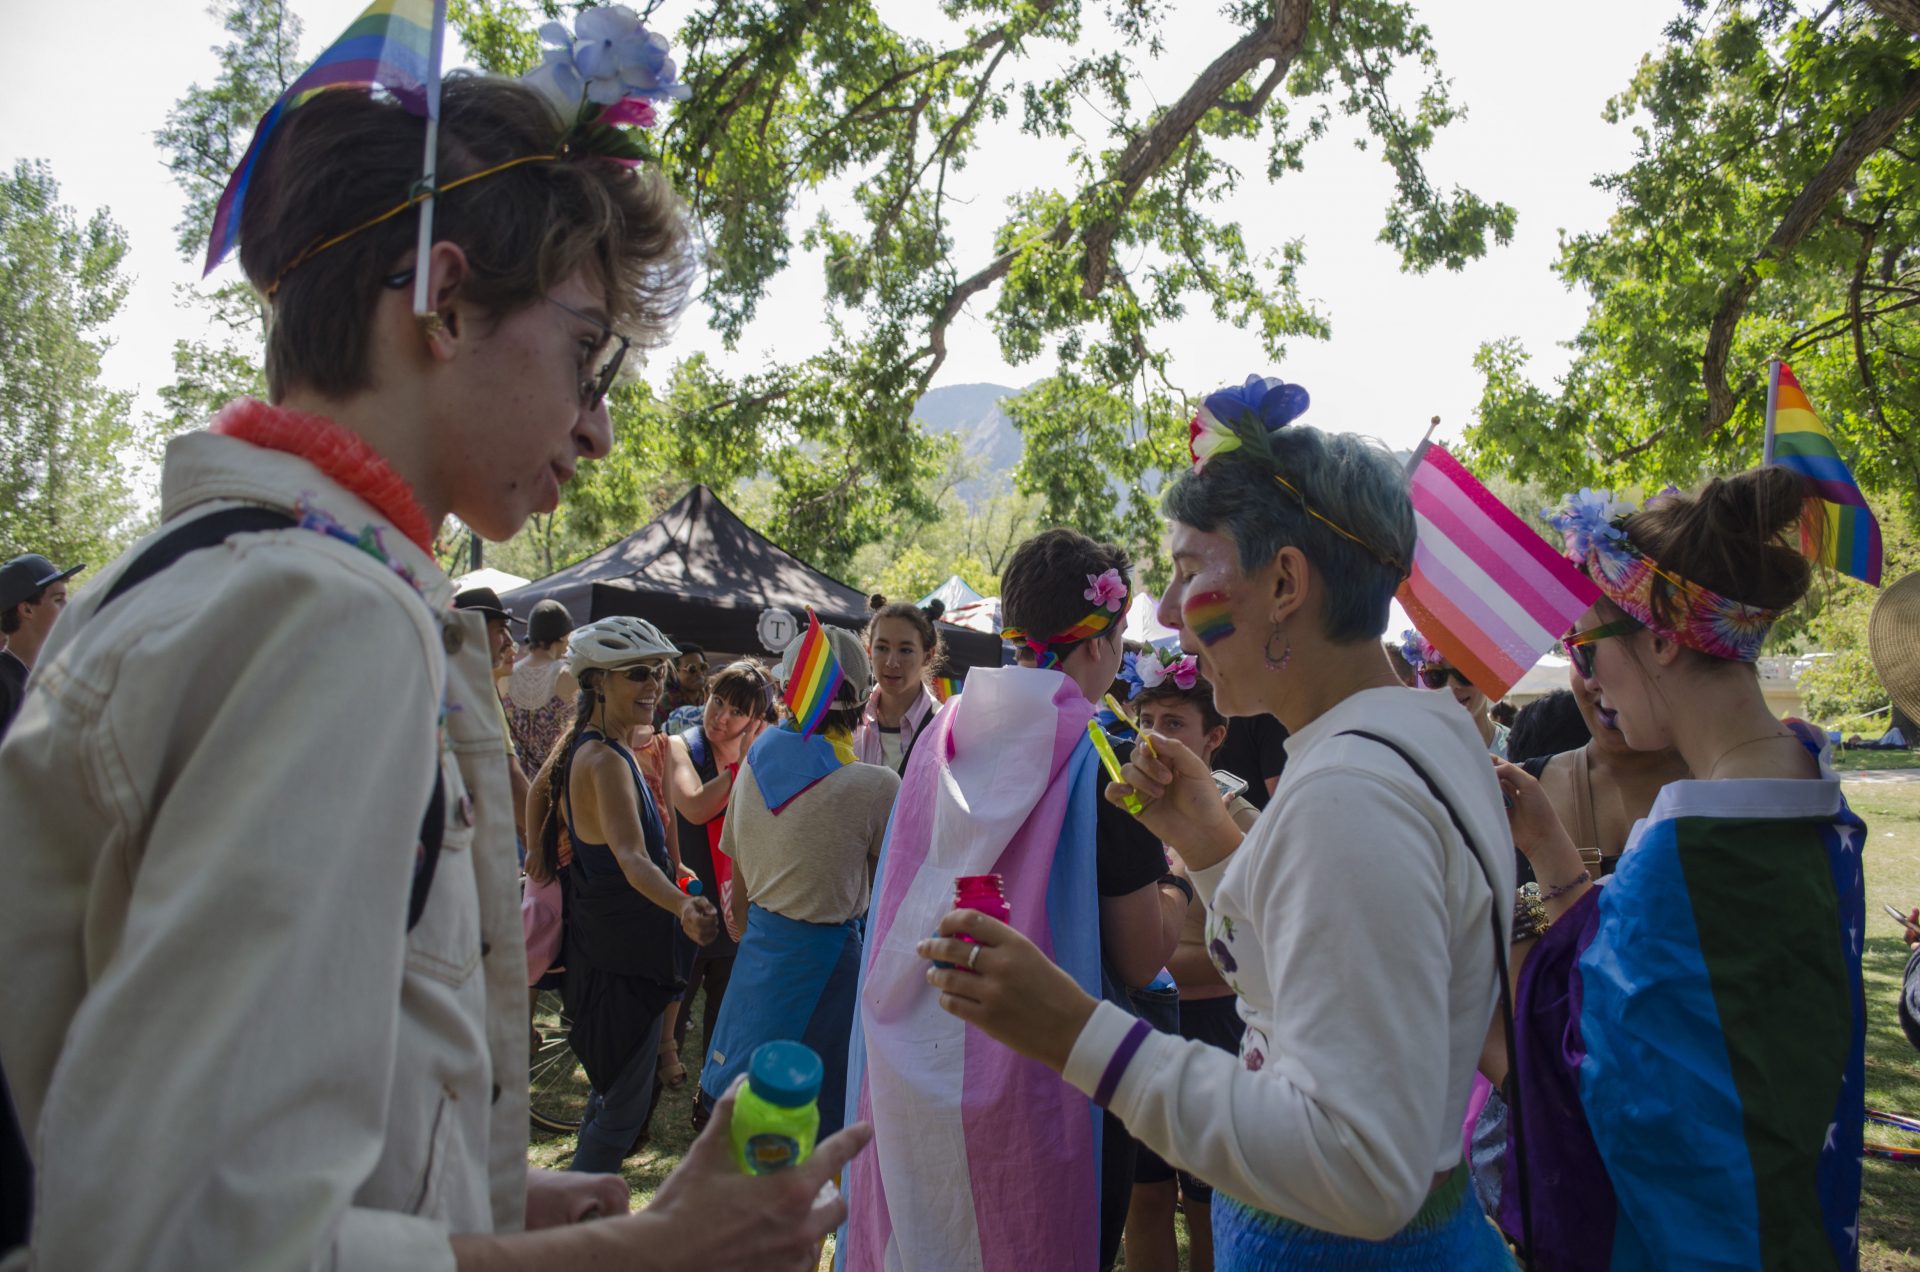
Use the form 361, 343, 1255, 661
1545, 489, 1782, 663
1002, 569, 1128, 670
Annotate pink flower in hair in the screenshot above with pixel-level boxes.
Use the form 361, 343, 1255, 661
1168, 653, 1199, 690
1084, 568, 1127, 613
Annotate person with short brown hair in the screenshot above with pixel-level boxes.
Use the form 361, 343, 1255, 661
0, 33, 864, 1271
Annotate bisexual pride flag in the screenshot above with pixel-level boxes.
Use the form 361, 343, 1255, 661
1766, 361, 1883, 586
1398, 442, 1601, 699
782, 608, 845, 739
205, 0, 446, 274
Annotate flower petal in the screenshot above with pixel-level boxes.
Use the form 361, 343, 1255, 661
521, 56, 584, 116
585, 74, 627, 105
575, 5, 638, 43
538, 20, 571, 46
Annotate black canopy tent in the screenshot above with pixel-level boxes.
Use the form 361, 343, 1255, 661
500, 485, 1004, 671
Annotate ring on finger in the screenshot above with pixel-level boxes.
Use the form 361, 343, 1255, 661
967, 944, 981, 971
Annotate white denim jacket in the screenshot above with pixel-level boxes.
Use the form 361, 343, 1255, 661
0, 430, 530, 1271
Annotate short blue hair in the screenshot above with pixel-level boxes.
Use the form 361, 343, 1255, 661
1162, 425, 1413, 643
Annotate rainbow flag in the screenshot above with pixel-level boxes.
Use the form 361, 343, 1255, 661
930, 673, 962, 703
1398, 442, 1601, 699
1766, 361, 1883, 586
204, 0, 446, 274
782, 608, 845, 739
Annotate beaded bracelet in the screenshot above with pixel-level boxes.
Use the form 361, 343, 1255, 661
1542, 869, 1592, 901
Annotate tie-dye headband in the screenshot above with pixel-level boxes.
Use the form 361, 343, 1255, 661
1002, 569, 1128, 670
1545, 489, 1782, 663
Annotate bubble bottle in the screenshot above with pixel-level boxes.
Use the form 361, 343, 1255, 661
730, 1040, 822, 1175
934, 874, 1011, 968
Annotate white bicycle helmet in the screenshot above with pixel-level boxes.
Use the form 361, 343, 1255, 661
565, 616, 679, 675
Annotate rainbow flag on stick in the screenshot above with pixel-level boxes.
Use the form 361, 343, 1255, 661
782, 609, 845, 739
1765, 360, 1883, 586
1398, 443, 1601, 699
205, 0, 447, 276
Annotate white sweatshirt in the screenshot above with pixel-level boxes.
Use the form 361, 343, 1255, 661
1061, 686, 1514, 1239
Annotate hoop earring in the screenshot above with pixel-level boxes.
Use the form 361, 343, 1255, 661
1264, 624, 1291, 673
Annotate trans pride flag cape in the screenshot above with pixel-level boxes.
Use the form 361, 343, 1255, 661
837, 668, 1105, 1272
1503, 724, 1866, 1271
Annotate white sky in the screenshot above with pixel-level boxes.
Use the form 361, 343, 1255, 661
1, 0, 1678, 466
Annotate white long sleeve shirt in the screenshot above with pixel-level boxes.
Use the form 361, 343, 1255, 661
1062, 687, 1513, 1239
0, 430, 529, 1270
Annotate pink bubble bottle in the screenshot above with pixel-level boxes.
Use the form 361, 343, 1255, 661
935, 874, 1010, 968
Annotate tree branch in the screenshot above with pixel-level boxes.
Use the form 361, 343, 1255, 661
1863, 0, 1920, 37
1699, 65, 1920, 436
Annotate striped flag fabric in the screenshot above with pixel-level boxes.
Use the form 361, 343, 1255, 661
1765, 361, 1883, 586
204, 0, 446, 274
930, 673, 962, 703
1399, 442, 1601, 699
782, 608, 845, 739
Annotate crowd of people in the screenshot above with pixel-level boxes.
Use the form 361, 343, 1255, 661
0, 30, 1891, 1272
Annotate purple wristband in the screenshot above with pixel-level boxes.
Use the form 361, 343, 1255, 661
1092, 1019, 1153, 1108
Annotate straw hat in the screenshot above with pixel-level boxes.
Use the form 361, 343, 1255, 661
1869, 571, 1920, 722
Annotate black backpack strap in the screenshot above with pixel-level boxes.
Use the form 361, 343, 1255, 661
1336, 729, 1534, 1268
92, 504, 443, 933
95, 506, 298, 613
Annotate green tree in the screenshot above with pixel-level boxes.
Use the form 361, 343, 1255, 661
153, 0, 297, 432
454, 0, 1514, 568
0, 161, 149, 567
1466, 2, 1920, 510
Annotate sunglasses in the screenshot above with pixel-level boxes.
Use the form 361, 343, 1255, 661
621, 662, 669, 683
1561, 618, 1641, 679
1418, 666, 1472, 690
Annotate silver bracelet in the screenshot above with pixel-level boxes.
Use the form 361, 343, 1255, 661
1542, 868, 1592, 901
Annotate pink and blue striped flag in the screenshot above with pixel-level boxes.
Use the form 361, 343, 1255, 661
204, 0, 445, 275
1765, 361, 1883, 586
1398, 443, 1601, 699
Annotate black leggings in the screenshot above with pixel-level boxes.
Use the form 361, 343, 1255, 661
675, 946, 735, 1054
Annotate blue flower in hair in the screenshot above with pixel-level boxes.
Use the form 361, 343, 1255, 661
1544, 489, 1633, 564
1203, 375, 1311, 435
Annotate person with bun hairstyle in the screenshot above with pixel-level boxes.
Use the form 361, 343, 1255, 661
1485, 469, 1867, 1270
0, 30, 867, 1270
504, 598, 579, 775
855, 595, 946, 772
910, 375, 1515, 1267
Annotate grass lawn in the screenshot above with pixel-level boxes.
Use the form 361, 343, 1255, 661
528, 771, 1920, 1270
1831, 749, 1920, 774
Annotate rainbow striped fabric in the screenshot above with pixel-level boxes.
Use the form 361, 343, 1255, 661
930, 674, 962, 703
1398, 443, 1600, 699
204, 0, 445, 274
782, 608, 845, 739
1767, 361, 1883, 586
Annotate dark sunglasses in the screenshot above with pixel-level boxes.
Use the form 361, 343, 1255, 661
1418, 666, 1471, 690
383, 271, 629, 410
1561, 618, 1641, 679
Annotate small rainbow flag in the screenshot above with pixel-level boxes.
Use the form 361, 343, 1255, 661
1398, 443, 1601, 699
782, 609, 845, 739
204, 0, 446, 275
930, 673, 962, 703
1765, 360, 1883, 586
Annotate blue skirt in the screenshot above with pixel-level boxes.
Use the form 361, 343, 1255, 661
698, 904, 862, 1135
1213, 1167, 1515, 1271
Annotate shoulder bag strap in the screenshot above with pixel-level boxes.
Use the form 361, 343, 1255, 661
1336, 728, 1534, 1268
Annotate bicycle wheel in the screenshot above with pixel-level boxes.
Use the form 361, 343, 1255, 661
529, 987, 590, 1135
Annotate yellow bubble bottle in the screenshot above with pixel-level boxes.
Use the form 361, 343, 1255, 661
730, 1040, 823, 1175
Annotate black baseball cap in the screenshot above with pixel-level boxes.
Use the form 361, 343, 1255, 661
452, 587, 523, 625
0, 554, 83, 612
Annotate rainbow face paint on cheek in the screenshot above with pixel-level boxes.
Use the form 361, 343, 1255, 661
1184, 590, 1237, 646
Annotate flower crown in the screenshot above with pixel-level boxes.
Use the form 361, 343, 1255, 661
1398, 629, 1443, 673
1187, 374, 1405, 573
523, 6, 691, 163
1002, 568, 1128, 670
1131, 646, 1201, 696
1544, 488, 1782, 663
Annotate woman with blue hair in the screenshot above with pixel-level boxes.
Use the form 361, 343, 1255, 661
918, 375, 1517, 1268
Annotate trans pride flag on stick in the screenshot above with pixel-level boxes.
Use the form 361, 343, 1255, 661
1398, 443, 1600, 700
782, 608, 845, 739
1765, 360, 1883, 586
204, 0, 447, 278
